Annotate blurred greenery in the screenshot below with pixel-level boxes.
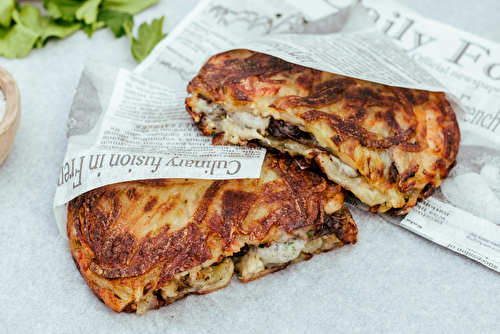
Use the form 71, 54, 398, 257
0, 0, 165, 61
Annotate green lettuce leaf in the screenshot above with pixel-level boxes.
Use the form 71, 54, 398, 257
101, 0, 159, 15
97, 9, 133, 37
125, 16, 166, 62
0, 0, 14, 27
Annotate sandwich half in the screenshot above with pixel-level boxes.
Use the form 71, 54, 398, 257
67, 150, 357, 314
186, 50, 460, 214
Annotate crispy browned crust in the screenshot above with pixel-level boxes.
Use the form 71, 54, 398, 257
68, 151, 357, 313
186, 50, 460, 214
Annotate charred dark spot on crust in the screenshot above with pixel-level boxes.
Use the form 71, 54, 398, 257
193, 180, 227, 224
99, 231, 136, 267
103, 190, 118, 201
435, 158, 449, 178
313, 78, 356, 94
384, 108, 399, 132
314, 206, 357, 244
223, 189, 259, 236
388, 202, 414, 216
144, 196, 158, 212
442, 127, 455, 160
389, 162, 399, 184
233, 89, 252, 102
437, 96, 461, 161
212, 132, 226, 145
143, 283, 154, 295
422, 169, 434, 182
421, 182, 436, 199
369, 205, 380, 214
110, 195, 122, 223
399, 89, 429, 105
157, 225, 212, 287
301, 109, 376, 146
346, 106, 367, 124
371, 165, 385, 182
231, 244, 249, 258
125, 188, 141, 201
207, 213, 234, 251
270, 78, 353, 110
139, 179, 171, 187
397, 161, 419, 193
86, 205, 113, 255
296, 73, 314, 90
344, 85, 385, 104
331, 134, 343, 146
158, 197, 179, 216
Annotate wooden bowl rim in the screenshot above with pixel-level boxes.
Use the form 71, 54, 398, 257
0, 66, 20, 133
0, 66, 21, 165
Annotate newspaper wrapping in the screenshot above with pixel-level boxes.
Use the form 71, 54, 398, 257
54, 0, 500, 273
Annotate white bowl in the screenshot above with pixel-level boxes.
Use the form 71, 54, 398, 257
0, 66, 21, 166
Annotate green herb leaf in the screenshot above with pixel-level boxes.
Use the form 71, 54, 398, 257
1, 0, 161, 59
82, 20, 105, 37
0, 5, 82, 58
97, 9, 133, 38
0, 6, 41, 58
126, 16, 166, 62
0, 23, 38, 58
37, 19, 81, 47
0, 25, 11, 39
122, 14, 133, 40
101, 0, 159, 15
43, 0, 86, 22
0, 0, 14, 27
75, 0, 101, 25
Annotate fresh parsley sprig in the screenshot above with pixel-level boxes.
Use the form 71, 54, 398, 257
0, 0, 166, 61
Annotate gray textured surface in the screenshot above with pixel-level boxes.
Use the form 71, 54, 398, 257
1, 0, 499, 332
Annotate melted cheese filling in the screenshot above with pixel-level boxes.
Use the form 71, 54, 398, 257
234, 235, 344, 282
256, 239, 307, 263
137, 258, 234, 314
196, 101, 401, 209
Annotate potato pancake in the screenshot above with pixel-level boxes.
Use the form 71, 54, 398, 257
186, 50, 460, 214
